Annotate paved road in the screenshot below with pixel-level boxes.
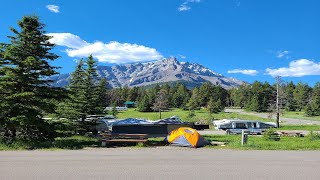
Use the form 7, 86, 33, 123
1, 148, 320, 180
225, 108, 320, 125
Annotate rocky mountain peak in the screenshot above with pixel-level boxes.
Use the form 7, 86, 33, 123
51, 57, 244, 89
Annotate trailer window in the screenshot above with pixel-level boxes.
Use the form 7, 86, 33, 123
252, 122, 257, 128
235, 123, 247, 129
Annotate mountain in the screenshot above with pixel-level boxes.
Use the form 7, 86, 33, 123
51, 57, 244, 89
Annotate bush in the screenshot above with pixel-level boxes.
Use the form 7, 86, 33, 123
308, 131, 320, 141
263, 128, 280, 141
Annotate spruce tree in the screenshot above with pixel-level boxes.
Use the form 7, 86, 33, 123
57, 59, 86, 121
96, 78, 108, 112
0, 16, 65, 141
84, 55, 99, 115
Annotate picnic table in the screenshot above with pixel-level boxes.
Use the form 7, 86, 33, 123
101, 133, 148, 146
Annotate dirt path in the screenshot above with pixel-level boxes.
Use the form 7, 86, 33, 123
225, 108, 320, 125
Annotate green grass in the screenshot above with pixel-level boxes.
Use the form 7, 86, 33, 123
278, 125, 320, 131
0, 136, 99, 151
117, 108, 271, 123
282, 111, 320, 121
204, 134, 320, 150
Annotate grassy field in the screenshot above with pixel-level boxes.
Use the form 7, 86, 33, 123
204, 134, 320, 150
117, 108, 271, 123
282, 111, 320, 121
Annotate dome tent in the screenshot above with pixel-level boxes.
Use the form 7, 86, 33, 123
167, 127, 208, 148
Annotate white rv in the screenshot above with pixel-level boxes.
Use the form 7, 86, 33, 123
213, 119, 277, 134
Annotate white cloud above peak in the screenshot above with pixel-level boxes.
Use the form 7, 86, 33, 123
276, 50, 289, 58
46, 5, 60, 13
227, 69, 258, 76
266, 59, 320, 77
46, 33, 163, 64
178, 0, 201, 12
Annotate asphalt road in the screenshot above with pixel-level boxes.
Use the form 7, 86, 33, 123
1, 148, 320, 180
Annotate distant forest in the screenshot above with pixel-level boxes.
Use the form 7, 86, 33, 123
1, 16, 319, 142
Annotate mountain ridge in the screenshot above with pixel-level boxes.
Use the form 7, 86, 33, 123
51, 57, 244, 89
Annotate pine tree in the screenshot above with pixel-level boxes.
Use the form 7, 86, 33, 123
172, 83, 189, 108
84, 55, 99, 115
284, 81, 297, 111
187, 87, 200, 110
56, 59, 86, 121
0, 16, 65, 141
308, 82, 320, 116
96, 78, 108, 112
294, 82, 311, 111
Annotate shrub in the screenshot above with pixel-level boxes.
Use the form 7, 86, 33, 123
263, 128, 280, 141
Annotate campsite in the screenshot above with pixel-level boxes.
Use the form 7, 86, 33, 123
1, 1, 320, 179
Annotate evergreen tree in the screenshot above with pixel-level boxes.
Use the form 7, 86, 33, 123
294, 82, 311, 111
84, 55, 99, 115
172, 83, 189, 108
186, 87, 200, 110
307, 82, 320, 116
96, 78, 108, 113
284, 81, 297, 111
207, 98, 223, 114
56, 59, 86, 121
199, 82, 214, 107
0, 16, 65, 141
137, 94, 152, 112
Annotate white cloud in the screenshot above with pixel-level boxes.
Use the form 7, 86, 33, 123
178, 54, 187, 59
266, 59, 320, 77
178, 0, 201, 12
227, 69, 258, 76
178, 4, 191, 11
276, 50, 289, 58
46, 5, 60, 13
46, 33, 163, 64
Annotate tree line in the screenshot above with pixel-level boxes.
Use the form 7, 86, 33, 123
229, 81, 320, 116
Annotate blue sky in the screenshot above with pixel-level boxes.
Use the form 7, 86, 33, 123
1, 0, 320, 85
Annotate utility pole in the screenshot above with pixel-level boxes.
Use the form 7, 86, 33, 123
276, 76, 281, 128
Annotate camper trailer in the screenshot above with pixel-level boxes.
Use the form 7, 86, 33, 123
213, 119, 277, 134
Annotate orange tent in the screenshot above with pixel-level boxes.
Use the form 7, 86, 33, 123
167, 127, 208, 148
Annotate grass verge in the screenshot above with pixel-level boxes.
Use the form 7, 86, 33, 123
0, 136, 99, 151
204, 134, 320, 150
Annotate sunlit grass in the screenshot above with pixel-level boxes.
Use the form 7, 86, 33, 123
116, 108, 271, 123
204, 134, 320, 150
282, 111, 320, 121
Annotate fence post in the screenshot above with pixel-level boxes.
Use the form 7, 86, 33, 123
241, 130, 248, 145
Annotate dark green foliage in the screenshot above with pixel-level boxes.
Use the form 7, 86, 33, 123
229, 81, 275, 112
284, 81, 297, 111
137, 93, 153, 112
294, 82, 312, 111
186, 87, 200, 110
0, 16, 65, 142
207, 98, 223, 114
110, 102, 118, 118
305, 82, 320, 116
57, 55, 108, 134
263, 128, 280, 141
